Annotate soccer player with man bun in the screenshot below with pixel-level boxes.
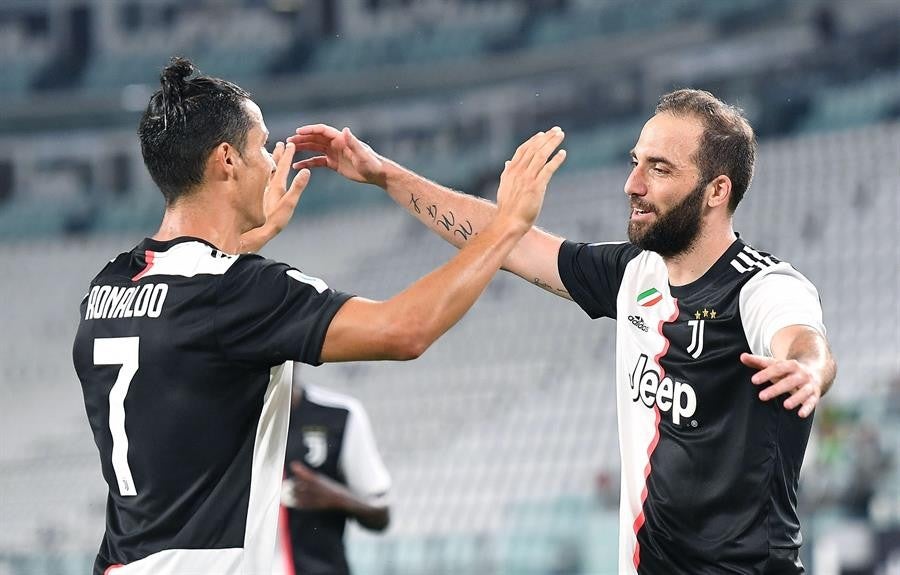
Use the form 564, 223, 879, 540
72, 57, 566, 575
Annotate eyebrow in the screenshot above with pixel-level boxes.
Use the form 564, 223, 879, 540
630, 149, 678, 169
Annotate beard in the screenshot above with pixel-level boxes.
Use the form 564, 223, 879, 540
627, 180, 706, 257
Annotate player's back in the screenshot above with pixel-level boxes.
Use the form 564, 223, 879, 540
72, 236, 348, 575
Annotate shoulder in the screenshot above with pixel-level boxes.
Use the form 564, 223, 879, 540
224, 252, 281, 276
558, 240, 646, 278
735, 244, 816, 289
90, 247, 141, 283
561, 240, 642, 261
226, 254, 331, 291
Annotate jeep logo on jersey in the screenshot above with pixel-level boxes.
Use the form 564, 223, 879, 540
629, 354, 697, 425
302, 430, 327, 467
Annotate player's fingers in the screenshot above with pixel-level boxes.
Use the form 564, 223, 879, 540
510, 131, 545, 164
287, 133, 323, 144
289, 461, 310, 477
271, 141, 285, 166
529, 128, 565, 173
740, 352, 775, 370
286, 137, 329, 154
750, 361, 794, 385
783, 382, 817, 410
292, 156, 329, 171
295, 124, 342, 138
285, 169, 310, 205
798, 395, 819, 418
758, 372, 804, 401
273, 142, 296, 185
537, 149, 567, 185
515, 131, 550, 170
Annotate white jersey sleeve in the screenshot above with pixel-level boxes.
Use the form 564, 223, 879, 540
739, 264, 826, 357
339, 400, 392, 506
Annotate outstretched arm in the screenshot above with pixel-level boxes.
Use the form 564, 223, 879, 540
740, 325, 837, 418
318, 130, 567, 363
289, 125, 571, 299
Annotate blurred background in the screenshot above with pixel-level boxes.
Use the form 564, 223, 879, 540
0, 0, 898, 573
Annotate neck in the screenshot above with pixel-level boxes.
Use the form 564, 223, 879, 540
663, 224, 737, 287
152, 187, 244, 254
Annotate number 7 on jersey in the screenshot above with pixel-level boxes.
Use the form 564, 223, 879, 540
94, 337, 140, 496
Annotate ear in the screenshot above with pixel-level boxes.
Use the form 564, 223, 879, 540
707, 175, 732, 209
209, 142, 238, 181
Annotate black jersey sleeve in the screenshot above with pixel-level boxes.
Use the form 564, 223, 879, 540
215, 256, 353, 366
557, 240, 642, 319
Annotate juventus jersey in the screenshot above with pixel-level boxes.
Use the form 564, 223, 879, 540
275, 386, 391, 575
558, 238, 825, 574
72, 237, 352, 575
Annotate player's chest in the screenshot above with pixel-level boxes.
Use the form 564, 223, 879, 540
624, 285, 743, 354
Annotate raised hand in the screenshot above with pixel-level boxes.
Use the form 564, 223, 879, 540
288, 125, 385, 186
240, 141, 309, 253
495, 127, 567, 234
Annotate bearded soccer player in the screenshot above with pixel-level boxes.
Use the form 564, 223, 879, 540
289, 89, 837, 574
71, 57, 566, 575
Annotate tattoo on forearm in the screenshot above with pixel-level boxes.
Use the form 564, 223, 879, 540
409, 193, 421, 214
454, 219, 474, 241
416, 200, 476, 241
437, 210, 456, 232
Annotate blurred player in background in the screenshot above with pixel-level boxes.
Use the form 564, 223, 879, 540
71, 57, 566, 575
275, 380, 391, 575
290, 88, 837, 574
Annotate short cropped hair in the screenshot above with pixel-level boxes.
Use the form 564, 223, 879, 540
656, 89, 757, 212
138, 57, 253, 204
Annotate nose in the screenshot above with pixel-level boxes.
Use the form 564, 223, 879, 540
624, 166, 646, 198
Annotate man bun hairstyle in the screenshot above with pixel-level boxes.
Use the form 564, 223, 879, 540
139, 57, 253, 204
158, 57, 193, 127
656, 89, 757, 213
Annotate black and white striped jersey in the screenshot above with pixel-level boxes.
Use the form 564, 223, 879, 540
275, 385, 391, 575
558, 238, 825, 575
72, 237, 352, 575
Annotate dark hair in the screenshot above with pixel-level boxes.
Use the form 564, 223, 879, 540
138, 57, 253, 204
656, 89, 757, 213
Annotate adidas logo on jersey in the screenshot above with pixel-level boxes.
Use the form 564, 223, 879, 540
628, 315, 649, 333
629, 353, 697, 425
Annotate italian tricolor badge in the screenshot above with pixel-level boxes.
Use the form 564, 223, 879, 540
637, 287, 662, 307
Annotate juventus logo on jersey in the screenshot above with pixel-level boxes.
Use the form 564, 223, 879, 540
302, 429, 328, 468
687, 319, 705, 359
730, 245, 779, 274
